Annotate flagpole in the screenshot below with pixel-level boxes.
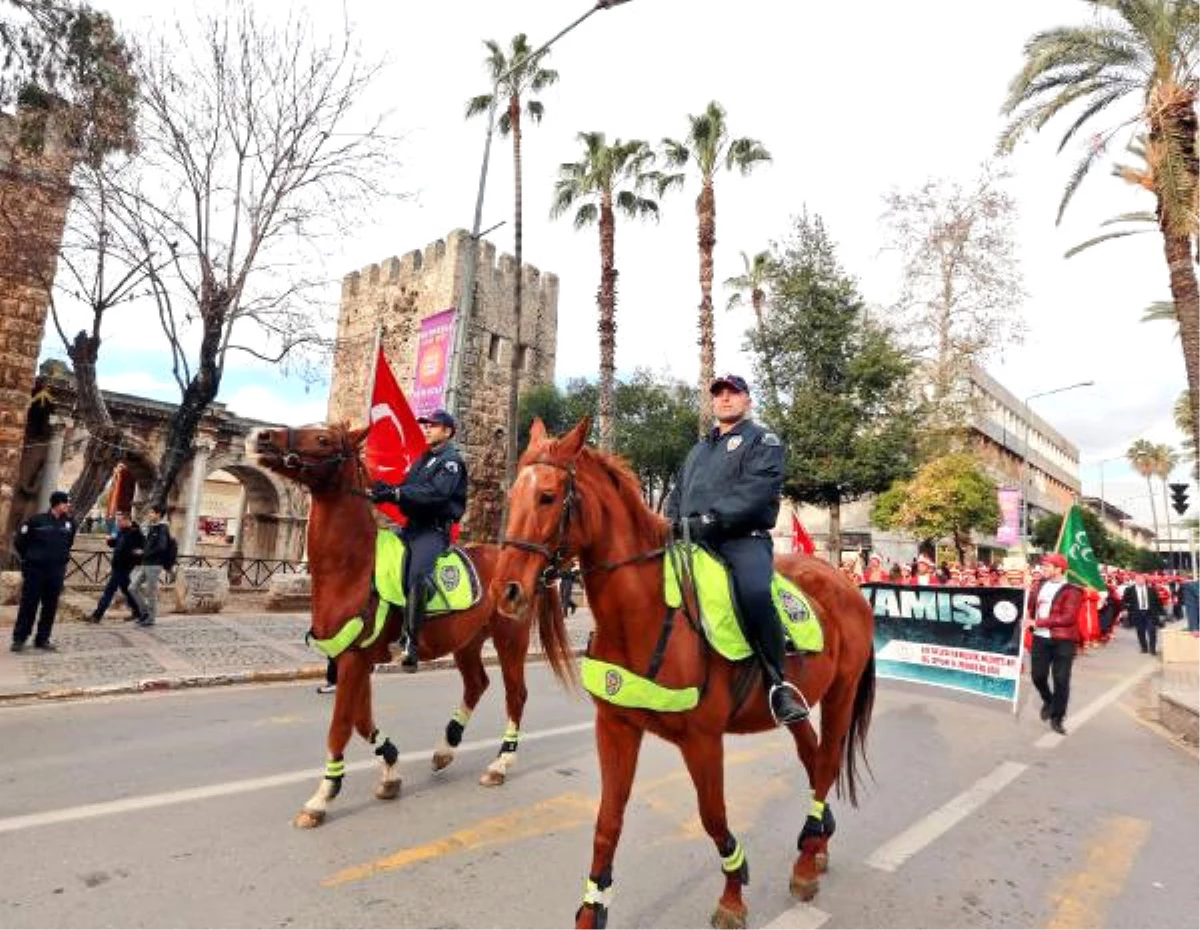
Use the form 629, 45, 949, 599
365, 323, 383, 426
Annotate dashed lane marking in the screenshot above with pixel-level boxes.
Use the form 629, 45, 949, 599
864, 760, 1029, 873
0, 720, 596, 835
762, 901, 832, 929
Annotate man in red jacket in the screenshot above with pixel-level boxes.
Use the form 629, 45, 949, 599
1026, 552, 1083, 734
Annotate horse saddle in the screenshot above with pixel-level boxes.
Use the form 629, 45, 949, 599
663, 542, 824, 661
373, 531, 482, 615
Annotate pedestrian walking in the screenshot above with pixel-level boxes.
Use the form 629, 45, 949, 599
1182, 579, 1199, 635
317, 657, 337, 694
559, 562, 580, 616
88, 512, 144, 623
1026, 552, 1083, 735
11, 490, 76, 652
129, 504, 176, 627
1121, 572, 1164, 655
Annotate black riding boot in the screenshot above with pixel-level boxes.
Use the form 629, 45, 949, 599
402, 582, 427, 672
755, 620, 808, 725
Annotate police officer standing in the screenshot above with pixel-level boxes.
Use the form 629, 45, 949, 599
666, 375, 808, 725
369, 409, 468, 671
11, 490, 76, 652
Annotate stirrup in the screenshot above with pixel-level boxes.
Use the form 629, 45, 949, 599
769, 681, 810, 725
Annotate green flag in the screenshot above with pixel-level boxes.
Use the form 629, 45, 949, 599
1054, 504, 1105, 591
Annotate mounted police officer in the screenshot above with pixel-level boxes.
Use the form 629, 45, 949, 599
368, 409, 467, 671
666, 374, 808, 725
11, 490, 77, 652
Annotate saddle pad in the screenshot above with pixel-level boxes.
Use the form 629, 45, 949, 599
373, 531, 482, 615
663, 542, 824, 661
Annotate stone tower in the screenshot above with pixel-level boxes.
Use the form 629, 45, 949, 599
0, 106, 78, 559
328, 229, 559, 540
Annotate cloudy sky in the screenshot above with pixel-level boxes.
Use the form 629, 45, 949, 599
44, 0, 1194, 531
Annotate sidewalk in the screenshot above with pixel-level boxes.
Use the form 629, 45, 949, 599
0, 600, 595, 704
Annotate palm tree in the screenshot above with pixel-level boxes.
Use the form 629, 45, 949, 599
1127, 438, 1162, 548
1150, 442, 1180, 561
999, 0, 1199, 455
723, 249, 780, 410
466, 35, 559, 482
550, 133, 661, 451
660, 101, 772, 431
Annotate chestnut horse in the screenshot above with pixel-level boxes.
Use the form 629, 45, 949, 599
494, 419, 876, 930
255, 422, 575, 828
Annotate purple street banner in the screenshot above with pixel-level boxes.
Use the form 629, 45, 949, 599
996, 487, 1021, 546
411, 308, 457, 418
861, 583, 1026, 707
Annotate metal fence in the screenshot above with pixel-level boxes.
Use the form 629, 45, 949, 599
4, 551, 307, 590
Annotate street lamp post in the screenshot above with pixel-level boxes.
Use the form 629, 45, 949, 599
442, 0, 633, 424
1018, 380, 1093, 562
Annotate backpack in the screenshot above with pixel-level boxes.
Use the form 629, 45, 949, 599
163, 532, 178, 571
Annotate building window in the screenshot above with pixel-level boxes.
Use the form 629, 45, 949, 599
488, 334, 502, 363
516, 345, 530, 372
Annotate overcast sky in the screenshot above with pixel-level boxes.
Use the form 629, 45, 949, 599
45, 0, 1195, 531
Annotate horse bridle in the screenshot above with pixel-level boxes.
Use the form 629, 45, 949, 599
262, 427, 360, 482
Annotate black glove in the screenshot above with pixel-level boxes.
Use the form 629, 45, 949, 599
368, 481, 397, 505
674, 513, 717, 542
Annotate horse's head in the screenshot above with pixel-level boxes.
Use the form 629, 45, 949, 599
494, 416, 591, 620
253, 422, 369, 492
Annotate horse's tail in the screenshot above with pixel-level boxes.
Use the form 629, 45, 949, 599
537, 586, 579, 690
838, 652, 876, 808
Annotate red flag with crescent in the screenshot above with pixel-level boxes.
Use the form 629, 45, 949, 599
364, 347, 427, 527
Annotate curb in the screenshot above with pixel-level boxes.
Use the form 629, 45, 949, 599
0, 648, 585, 706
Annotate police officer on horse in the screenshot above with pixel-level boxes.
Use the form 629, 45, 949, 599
666, 374, 808, 725
369, 409, 467, 671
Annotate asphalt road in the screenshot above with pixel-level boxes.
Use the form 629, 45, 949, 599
0, 640, 1195, 929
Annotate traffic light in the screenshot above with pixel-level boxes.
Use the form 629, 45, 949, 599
1169, 482, 1190, 516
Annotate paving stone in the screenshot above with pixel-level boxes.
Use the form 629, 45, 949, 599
169, 643, 298, 671
21, 650, 167, 685
141, 624, 256, 646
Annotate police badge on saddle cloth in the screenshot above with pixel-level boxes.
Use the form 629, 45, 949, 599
373, 531, 481, 614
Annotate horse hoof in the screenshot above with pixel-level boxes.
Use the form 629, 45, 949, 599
375, 779, 402, 800
815, 851, 829, 873
711, 903, 748, 929
479, 769, 506, 787
789, 874, 819, 901
293, 808, 325, 829
432, 750, 454, 772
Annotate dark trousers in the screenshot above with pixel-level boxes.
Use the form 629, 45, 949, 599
1133, 615, 1158, 654
401, 526, 448, 629
14, 568, 65, 645
713, 535, 785, 682
93, 568, 137, 619
1030, 636, 1076, 723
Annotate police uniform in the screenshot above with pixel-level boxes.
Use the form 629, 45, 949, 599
12, 497, 76, 650
372, 428, 468, 666
666, 410, 807, 724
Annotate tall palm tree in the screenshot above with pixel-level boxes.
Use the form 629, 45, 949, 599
999, 0, 1199, 454
550, 132, 661, 451
723, 249, 780, 410
1128, 438, 1162, 547
466, 35, 559, 483
660, 101, 772, 431
1150, 442, 1180, 559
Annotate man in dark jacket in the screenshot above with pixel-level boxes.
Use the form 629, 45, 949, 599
88, 512, 145, 623
369, 409, 468, 670
1121, 572, 1164, 655
666, 374, 807, 725
1026, 552, 1083, 734
130, 504, 173, 627
11, 490, 76, 652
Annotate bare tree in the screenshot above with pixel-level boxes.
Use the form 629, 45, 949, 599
881, 164, 1026, 433
114, 7, 399, 507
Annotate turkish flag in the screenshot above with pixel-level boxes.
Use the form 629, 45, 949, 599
364, 347, 427, 528
791, 513, 815, 555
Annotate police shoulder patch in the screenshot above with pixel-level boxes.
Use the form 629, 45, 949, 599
444, 460, 459, 473
762, 432, 781, 447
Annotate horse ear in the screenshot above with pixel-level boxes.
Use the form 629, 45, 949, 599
346, 423, 371, 448
529, 417, 547, 445
558, 416, 592, 457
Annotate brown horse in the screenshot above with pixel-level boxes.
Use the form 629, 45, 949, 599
493, 419, 876, 929
255, 422, 574, 828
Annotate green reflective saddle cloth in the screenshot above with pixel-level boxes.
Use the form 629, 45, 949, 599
663, 542, 824, 661
373, 531, 482, 615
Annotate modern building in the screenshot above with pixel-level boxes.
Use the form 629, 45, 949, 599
1079, 496, 1156, 549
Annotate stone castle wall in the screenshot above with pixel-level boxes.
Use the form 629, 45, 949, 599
0, 108, 78, 560
328, 229, 559, 541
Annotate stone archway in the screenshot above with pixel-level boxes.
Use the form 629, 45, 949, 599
204, 455, 304, 561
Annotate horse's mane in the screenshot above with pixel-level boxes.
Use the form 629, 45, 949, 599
571, 445, 667, 545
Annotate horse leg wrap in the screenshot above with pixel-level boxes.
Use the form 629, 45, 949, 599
486, 723, 520, 777
798, 814, 824, 848
372, 734, 399, 768
575, 870, 612, 929
822, 802, 836, 838
446, 718, 466, 748
719, 836, 750, 884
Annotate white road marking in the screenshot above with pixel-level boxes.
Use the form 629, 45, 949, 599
1034, 661, 1158, 749
0, 721, 595, 835
763, 901, 832, 929
864, 760, 1029, 873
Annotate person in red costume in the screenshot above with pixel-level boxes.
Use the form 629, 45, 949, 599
1026, 553, 1083, 734
914, 553, 940, 587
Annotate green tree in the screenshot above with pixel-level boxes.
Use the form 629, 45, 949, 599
752, 211, 920, 558
1150, 442, 1180, 556
660, 101, 771, 431
466, 33, 559, 482
518, 378, 597, 450
1031, 507, 1113, 560
1127, 438, 1162, 546
723, 249, 780, 408
873, 453, 1001, 563
550, 132, 661, 451
999, 0, 1199, 454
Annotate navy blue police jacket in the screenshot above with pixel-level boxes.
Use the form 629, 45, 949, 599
396, 443, 468, 530
666, 418, 784, 536
14, 511, 77, 574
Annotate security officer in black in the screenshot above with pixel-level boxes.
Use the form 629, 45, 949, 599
11, 490, 77, 652
369, 409, 468, 671
666, 375, 807, 725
